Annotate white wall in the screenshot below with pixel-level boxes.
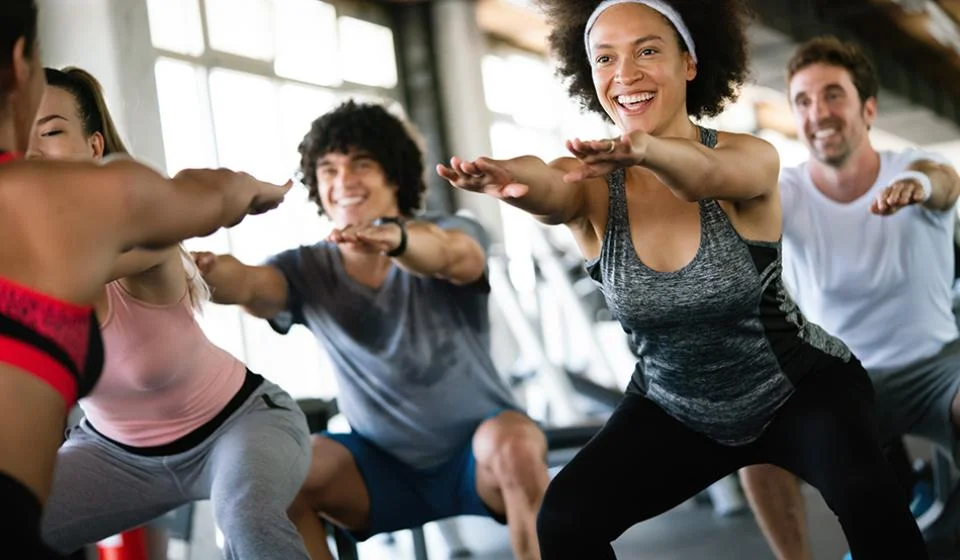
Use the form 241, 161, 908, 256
36, 0, 166, 168
431, 0, 505, 243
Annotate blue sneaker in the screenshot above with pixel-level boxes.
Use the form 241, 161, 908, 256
911, 480, 935, 518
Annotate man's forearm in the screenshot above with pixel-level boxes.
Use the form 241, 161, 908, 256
911, 160, 960, 211
394, 222, 484, 284
204, 255, 253, 305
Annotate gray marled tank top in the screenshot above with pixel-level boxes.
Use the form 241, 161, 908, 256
585, 126, 851, 445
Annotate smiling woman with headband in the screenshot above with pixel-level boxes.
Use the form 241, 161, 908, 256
438, 0, 926, 558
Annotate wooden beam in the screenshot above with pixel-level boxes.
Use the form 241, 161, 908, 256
475, 0, 550, 54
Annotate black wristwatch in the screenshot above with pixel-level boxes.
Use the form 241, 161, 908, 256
373, 216, 407, 257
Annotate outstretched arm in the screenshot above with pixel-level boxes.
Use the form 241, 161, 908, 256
327, 220, 486, 285
871, 159, 960, 215
192, 253, 289, 319
437, 155, 590, 225
565, 130, 780, 203
119, 164, 292, 249
23, 159, 292, 253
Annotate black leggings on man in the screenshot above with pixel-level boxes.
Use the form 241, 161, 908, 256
537, 362, 927, 559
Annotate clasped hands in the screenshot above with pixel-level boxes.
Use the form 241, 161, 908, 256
436, 130, 650, 198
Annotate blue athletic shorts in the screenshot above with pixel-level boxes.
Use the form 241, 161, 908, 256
324, 427, 507, 541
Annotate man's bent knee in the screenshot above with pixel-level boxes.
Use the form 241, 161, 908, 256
494, 433, 546, 481
288, 491, 316, 519
302, 436, 357, 493
475, 412, 545, 462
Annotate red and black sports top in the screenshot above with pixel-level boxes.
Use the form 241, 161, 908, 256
0, 152, 103, 406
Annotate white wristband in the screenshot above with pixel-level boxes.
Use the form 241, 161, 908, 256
890, 170, 932, 202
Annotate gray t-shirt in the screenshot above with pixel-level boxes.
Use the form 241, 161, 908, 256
266, 213, 517, 468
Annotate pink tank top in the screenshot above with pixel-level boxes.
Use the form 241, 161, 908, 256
80, 281, 246, 447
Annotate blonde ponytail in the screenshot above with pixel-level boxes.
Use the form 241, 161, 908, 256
47, 66, 208, 308
179, 245, 211, 312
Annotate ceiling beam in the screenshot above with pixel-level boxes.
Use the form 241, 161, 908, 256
751, 0, 960, 131
475, 0, 549, 54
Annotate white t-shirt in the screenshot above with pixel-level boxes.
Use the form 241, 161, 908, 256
780, 149, 958, 372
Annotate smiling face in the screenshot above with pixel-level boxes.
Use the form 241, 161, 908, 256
789, 62, 876, 168
315, 148, 400, 228
587, 2, 697, 136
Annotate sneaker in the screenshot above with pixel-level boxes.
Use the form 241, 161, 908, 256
922, 481, 960, 558
911, 480, 935, 519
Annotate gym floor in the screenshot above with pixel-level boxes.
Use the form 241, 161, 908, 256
354, 485, 846, 560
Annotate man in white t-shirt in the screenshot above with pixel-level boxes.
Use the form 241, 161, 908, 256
740, 36, 960, 560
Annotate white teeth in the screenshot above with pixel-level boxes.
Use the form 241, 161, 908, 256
337, 196, 364, 208
814, 129, 837, 139
617, 92, 655, 104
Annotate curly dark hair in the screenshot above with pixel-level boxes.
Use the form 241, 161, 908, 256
535, 0, 751, 120
787, 36, 878, 105
298, 100, 426, 217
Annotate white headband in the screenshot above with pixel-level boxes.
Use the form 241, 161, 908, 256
584, 0, 697, 64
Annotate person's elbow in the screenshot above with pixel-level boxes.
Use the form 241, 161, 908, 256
937, 165, 960, 208
444, 237, 488, 285
713, 140, 781, 202
242, 266, 290, 316
746, 140, 782, 196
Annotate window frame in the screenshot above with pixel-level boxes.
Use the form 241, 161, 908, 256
147, 0, 403, 399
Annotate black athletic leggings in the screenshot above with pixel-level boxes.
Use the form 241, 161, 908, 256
537, 359, 927, 559
0, 472, 63, 559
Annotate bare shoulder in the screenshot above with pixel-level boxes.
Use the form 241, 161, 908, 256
715, 130, 776, 152
2, 158, 153, 206
0, 161, 138, 302
715, 131, 779, 165
0, 159, 155, 255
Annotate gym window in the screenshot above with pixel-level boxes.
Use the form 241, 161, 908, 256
146, 0, 400, 399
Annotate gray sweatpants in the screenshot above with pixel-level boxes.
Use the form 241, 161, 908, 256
872, 337, 960, 463
41, 379, 311, 560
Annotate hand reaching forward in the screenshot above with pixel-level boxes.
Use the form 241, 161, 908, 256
246, 177, 293, 216
326, 221, 403, 255
436, 156, 530, 199
870, 176, 928, 215
192, 251, 217, 276
563, 131, 649, 183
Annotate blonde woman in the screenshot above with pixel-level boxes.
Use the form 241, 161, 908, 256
30, 67, 312, 560
0, 2, 288, 555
